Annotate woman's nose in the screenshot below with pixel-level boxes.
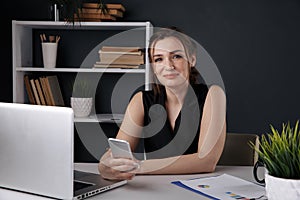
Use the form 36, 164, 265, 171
163, 57, 174, 67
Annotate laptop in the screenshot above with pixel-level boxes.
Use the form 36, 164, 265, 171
0, 102, 127, 200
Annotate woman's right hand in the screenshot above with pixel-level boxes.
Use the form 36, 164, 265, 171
98, 149, 140, 180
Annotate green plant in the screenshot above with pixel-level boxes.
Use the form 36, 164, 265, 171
71, 78, 93, 98
50, 0, 108, 24
250, 120, 300, 179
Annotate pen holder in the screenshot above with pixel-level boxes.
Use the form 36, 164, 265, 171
42, 42, 58, 68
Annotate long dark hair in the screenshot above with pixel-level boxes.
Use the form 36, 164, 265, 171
148, 27, 200, 95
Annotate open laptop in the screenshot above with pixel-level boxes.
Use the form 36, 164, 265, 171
0, 102, 127, 200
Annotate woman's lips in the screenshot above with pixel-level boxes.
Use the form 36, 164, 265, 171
163, 73, 179, 79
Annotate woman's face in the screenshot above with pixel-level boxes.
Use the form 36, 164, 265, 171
151, 37, 195, 89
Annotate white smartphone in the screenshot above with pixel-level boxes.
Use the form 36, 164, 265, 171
108, 138, 133, 159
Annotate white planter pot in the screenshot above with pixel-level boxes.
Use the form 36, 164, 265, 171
265, 173, 300, 200
70, 97, 93, 117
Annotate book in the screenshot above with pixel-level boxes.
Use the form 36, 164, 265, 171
99, 53, 144, 65
80, 8, 123, 18
39, 77, 53, 106
34, 79, 46, 105
30, 79, 41, 105
24, 75, 36, 104
82, 3, 126, 12
74, 13, 116, 21
44, 75, 65, 106
100, 46, 142, 53
98, 49, 143, 56
98, 59, 144, 65
98, 46, 144, 65
106, 4, 126, 12
75, 3, 125, 22
93, 63, 141, 69
42, 77, 55, 106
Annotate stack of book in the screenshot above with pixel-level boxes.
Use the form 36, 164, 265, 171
24, 75, 65, 106
74, 3, 125, 21
94, 46, 145, 69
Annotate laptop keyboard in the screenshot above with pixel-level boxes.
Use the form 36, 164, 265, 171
74, 181, 93, 191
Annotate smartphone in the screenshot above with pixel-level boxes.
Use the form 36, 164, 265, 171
108, 138, 133, 159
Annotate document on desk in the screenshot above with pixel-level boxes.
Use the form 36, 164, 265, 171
171, 174, 265, 200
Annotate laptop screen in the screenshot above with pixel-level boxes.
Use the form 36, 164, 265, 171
0, 102, 74, 199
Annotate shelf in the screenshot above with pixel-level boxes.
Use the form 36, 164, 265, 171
12, 20, 152, 30
12, 20, 153, 105
16, 67, 146, 73
74, 113, 124, 123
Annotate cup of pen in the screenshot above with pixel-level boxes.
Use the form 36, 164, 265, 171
41, 35, 60, 68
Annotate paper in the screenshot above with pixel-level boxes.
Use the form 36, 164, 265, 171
172, 174, 266, 200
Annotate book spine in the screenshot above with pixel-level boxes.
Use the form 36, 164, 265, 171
99, 50, 142, 56
35, 79, 46, 105
80, 8, 123, 17
30, 79, 41, 105
93, 63, 140, 69
99, 57, 144, 65
39, 77, 52, 106
100, 54, 144, 61
44, 77, 55, 106
74, 13, 116, 21
82, 3, 126, 12
24, 75, 36, 104
46, 75, 65, 106
100, 46, 141, 52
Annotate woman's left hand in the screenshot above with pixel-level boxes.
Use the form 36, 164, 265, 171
98, 149, 140, 180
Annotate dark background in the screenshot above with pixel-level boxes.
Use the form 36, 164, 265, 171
2, 0, 300, 160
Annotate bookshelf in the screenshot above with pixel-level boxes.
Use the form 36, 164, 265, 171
12, 20, 153, 123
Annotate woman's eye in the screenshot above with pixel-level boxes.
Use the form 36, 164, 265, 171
154, 57, 163, 62
173, 54, 183, 59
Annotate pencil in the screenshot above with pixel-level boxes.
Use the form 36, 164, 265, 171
56, 36, 60, 43
40, 34, 44, 42
43, 34, 46, 42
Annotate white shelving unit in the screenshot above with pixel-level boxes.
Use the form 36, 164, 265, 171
12, 20, 153, 122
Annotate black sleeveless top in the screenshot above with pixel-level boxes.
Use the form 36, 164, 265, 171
140, 84, 208, 159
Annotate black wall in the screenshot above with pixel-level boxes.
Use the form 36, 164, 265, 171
3, 0, 300, 135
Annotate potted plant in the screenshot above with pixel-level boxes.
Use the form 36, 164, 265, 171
250, 120, 300, 200
70, 77, 94, 117
50, 0, 107, 24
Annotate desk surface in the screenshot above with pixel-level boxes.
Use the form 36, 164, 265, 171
0, 163, 264, 200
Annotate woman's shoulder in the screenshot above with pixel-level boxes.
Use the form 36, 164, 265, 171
192, 84, 225, 101
131, 90, 143, 101
130, 90, 153, 102
207, 84, 225, 94
128, 91, 143, 109
206, 84, 226, 101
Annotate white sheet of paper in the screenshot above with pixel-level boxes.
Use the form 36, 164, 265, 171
178, 174, 265, 200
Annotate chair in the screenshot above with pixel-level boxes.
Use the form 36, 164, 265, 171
217, 133, 259, 166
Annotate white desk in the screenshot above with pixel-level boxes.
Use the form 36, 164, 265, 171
0, 163, 264, 200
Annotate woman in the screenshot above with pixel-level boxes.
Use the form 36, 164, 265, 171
98, 27, 227, 180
